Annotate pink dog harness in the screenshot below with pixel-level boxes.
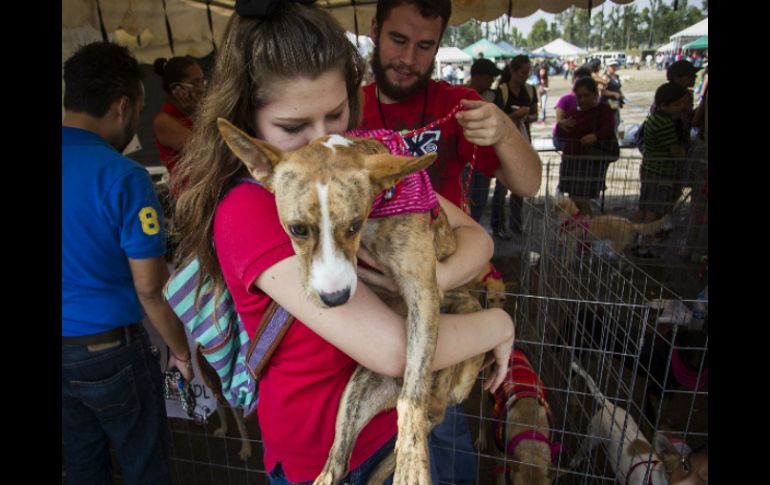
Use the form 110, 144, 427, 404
671, 348, 708, 391
559, 211, 592, 254
481, 263, 503, 283
345, 128, 439, 220
345, 103, 478, 214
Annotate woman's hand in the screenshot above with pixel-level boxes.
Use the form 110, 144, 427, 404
483, 330, 515, 394
581, 133, 598, 146
356, 246, 399, 297
557, 117, 577, 131
168, 353, 194, 382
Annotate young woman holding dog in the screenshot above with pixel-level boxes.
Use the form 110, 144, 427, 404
173, 1, 514, 484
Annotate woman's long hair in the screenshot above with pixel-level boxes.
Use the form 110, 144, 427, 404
173, 2, 364, 304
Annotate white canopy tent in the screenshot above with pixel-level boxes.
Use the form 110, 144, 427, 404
656, 41, 677, 53
533, 38, 588, 58
434, 46, 474, 80
345, 32, 375, 59
669, 17, 708, 50
437, 47, 474, 64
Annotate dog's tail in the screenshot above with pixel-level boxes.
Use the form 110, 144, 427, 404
631, 215, 672, 236
571, 361, 606, 402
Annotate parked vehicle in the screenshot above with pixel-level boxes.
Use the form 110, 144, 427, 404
590, 51, 627, 68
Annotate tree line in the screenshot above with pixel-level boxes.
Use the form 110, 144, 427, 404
442, 0, 707, 51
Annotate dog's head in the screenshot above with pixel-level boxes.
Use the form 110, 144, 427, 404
217, 119, 436, 308
484, 277, 507, 309
553, 196, 580, 220
653, 433, 709, 484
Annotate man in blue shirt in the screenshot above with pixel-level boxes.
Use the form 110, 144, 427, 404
62, 42, 193, 484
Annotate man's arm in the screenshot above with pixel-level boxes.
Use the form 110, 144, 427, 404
129, 256, 194, 381
455, 99, 542, 197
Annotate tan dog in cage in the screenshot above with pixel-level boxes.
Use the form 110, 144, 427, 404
570, 362, 685, 484
554, 197, 671, 257
477, 348, 563, 485
471, 262, 508, 309
217, 119, 497, 485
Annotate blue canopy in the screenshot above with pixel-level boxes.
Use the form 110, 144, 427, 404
496, 41, 528, 58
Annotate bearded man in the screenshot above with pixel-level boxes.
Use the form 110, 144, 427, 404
359, 0, 541, 211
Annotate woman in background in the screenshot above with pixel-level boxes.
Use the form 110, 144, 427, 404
152, 56, 206, 186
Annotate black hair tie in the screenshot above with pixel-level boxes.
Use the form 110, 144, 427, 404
235, 0, 316, 18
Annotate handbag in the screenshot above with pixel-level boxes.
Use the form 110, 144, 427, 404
164, 257, 294, 417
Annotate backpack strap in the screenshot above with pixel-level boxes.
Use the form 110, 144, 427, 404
499, 83, 509, 110
247, 300, 295, 380
525, 83, 535, 105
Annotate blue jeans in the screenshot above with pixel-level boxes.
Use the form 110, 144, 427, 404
429, 403, 477, 485
62, 327, 171, 485
267, 436, 396, 485
491, 183, 523, 233
268, 435, 398, 485
468, 169, 492, 222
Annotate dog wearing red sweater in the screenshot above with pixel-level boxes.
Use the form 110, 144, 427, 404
477, 349, 562, 484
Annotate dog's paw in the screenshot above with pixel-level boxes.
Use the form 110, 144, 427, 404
313, 470, 336, 485
393, 443, 431, 485
475, 433, 488, 452
238, 442, 252, 461
213, 426, 227, 438
392, 458, 431, 485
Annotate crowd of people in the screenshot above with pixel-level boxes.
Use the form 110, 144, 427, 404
61, 0, 708, 482
465, 51, 706, 224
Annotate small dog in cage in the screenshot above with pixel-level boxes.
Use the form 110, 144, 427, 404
569, 362, 684, 484
477, 349, 562, 485
471, 262, 508, 309
194, 350, 254, 461
554, 197, 671, 257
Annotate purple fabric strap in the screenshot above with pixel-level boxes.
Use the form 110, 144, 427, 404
247, 306, 291, 373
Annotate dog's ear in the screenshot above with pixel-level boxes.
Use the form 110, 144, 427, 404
217, 118, 284, 185
627, 438, 653, 457
654, 433, 686, 475
364, 152, 438, 193
347, 137, 391, 156
653, 432, 678, 460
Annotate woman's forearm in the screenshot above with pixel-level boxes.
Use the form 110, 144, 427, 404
436, 194, 494, 292
431, 308, 514, 371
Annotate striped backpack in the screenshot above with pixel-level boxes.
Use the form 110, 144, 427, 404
163, 257, 294, 417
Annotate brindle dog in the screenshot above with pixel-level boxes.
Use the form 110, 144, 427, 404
217, 119, 491, 485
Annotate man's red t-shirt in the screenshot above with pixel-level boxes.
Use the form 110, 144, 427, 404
213, 182, 397, 482
360, 80, 500, 208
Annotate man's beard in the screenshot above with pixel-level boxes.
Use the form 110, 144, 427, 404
372, 43, 434, 102
117, 123, 136, 154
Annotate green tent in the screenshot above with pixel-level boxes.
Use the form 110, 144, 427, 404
463, 39, 509, 59
685, 35, 708, 50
